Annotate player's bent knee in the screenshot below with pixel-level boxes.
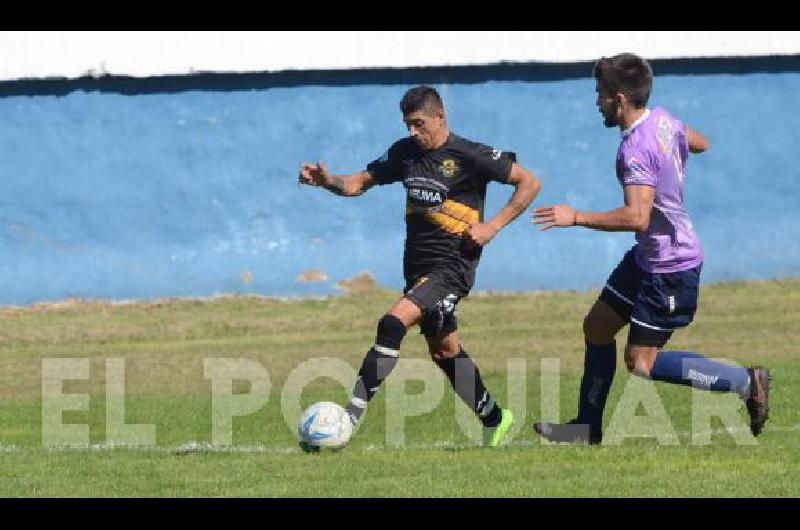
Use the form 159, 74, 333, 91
624, 351, 652, 377
429, 344, 459, 360
377, 314, 408, 350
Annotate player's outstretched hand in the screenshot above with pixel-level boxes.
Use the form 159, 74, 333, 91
531, 205, 577, 231
298, 161, 330, 187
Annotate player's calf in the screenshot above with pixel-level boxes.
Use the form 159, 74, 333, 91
433, 347, 505, 430
624, 344, 659, 377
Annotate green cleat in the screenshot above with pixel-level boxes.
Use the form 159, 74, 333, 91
483, 408, 514, 447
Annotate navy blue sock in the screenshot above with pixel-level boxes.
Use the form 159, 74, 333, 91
651, 351, 751, 397
576, 341, 617, 430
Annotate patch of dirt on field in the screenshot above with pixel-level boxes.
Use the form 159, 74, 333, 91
295, 269, 329, 283
335, 271, 378, 294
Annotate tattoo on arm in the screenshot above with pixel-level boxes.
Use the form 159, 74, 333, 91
490, 191, 532, 231
508, 196, 530, 216
502, 188, 533, 222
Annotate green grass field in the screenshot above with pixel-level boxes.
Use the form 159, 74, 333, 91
0, 279, 798, 497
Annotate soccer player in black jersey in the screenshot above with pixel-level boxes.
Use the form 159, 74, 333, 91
299, 85, 541, 447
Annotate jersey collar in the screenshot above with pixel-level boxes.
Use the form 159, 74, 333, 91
621, 108, 651, 139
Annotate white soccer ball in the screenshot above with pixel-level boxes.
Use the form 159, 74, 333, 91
297, 401, 353, 449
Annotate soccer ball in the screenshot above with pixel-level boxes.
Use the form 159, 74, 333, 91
297, 401, 353, 450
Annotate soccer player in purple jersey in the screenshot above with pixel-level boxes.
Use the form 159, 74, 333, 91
531, 53, 770, 444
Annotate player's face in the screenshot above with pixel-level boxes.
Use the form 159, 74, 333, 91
404, 108, 445, 150
596, 82, 620, 128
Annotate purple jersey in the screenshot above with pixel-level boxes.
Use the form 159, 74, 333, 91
616, 107, 704, 273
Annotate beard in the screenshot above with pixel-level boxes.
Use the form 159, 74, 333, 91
601, 108, 618, 128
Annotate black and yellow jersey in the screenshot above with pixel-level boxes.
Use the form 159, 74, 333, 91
366, 133, 515, 287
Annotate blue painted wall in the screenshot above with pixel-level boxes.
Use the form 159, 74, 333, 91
1, 64, 799, 305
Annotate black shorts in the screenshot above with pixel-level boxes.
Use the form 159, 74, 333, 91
403, 269, 470, 339
599, 247, 703, 348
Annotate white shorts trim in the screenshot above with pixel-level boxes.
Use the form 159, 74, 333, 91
604, 284, 634, 306
630, 317, 674, 332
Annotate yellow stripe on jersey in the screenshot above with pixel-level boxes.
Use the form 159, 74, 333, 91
406, 199, 480, 236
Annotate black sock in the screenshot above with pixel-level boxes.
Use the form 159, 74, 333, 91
576, 341, 616, 431
435, 348, 502, 428
345, 314, 406, 425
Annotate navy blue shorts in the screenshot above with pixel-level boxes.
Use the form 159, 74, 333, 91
599, 247, 702, 347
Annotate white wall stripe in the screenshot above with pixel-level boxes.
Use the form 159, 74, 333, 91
2, 32, 799, 81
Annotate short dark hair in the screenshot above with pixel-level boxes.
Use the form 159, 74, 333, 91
399, 85, 444, 115
593, 53, 653, 108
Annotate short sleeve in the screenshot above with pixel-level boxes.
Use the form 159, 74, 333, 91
366, 141, 405, 185
471, 145, 514, 184
620, 150, 658, 187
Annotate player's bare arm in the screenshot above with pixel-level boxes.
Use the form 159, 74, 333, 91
298, 161, 376, 197
465, 163, 541, 246
685, 125, 709, 154
532, 184, 654, 232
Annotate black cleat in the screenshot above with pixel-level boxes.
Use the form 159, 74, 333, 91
745, 366, 771, 436
533, 419, 602, 445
